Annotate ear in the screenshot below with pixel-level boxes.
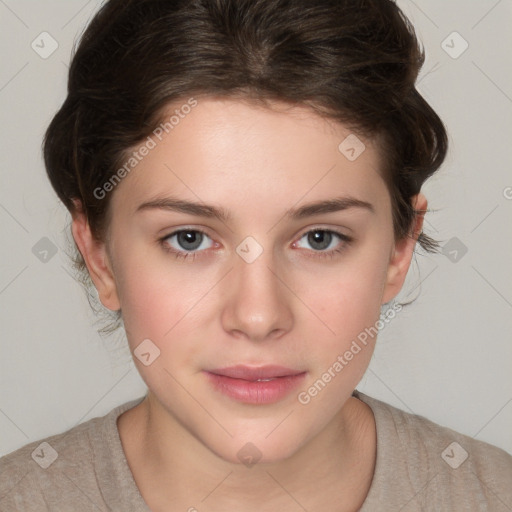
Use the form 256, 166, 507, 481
381, 193, 427, 304
71, 205, 120, 311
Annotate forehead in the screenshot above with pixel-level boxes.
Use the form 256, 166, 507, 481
109, 96, 388, 219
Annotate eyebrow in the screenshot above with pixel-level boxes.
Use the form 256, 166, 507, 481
136, 195, 374, 222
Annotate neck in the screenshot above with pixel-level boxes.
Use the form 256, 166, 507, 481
118, 393, 376, 512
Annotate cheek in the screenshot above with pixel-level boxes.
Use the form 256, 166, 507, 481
301, 243, 391, 347
112, 248, 206, 344
294, 249, 390, 408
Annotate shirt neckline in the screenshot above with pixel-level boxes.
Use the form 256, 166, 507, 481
351, 389, 391, 510
103, 395, 151, 510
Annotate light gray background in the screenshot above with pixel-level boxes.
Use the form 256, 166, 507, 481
1, 0, 511, 458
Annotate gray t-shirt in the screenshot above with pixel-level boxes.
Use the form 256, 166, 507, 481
1, 391, 511, 511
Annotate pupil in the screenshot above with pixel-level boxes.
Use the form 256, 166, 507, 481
178, 231, 202, 250
308, 230, 331, 250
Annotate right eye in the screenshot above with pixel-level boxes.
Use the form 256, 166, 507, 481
160, 229, 215, 260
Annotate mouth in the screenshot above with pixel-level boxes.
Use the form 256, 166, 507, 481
204, 365, 307, 404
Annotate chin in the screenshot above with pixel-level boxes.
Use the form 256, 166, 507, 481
201, 429, 306, 467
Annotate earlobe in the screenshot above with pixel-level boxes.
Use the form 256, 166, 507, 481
381, 193, 427, 304
71, 206, 120, 311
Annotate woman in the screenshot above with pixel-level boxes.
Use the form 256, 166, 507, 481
1, 0, 511, 510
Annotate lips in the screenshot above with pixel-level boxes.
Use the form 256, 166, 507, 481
207, 365, 305, 380
204, 365, 307, 404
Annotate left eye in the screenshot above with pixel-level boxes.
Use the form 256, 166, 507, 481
295, 229, 349, 252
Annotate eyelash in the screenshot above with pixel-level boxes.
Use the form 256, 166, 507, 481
159, 228, 353, 261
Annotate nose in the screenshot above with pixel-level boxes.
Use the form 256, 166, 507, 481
220, 243, 294, 343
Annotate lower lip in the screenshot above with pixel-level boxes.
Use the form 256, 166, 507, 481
204, 371, 307, 404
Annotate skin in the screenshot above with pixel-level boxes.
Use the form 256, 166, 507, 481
72, 97, 426, 512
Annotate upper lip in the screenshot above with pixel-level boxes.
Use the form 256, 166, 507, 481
207, 365, 305, 380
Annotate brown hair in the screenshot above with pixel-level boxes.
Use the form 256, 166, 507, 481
44, 0, 447, 317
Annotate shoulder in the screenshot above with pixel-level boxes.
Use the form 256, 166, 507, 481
0, 397, 145, 512
373, 393, 512, 476
0, 414, 107, 511
355, 391, 512, 511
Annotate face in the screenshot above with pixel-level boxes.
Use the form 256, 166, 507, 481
75, 97, 422, 464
